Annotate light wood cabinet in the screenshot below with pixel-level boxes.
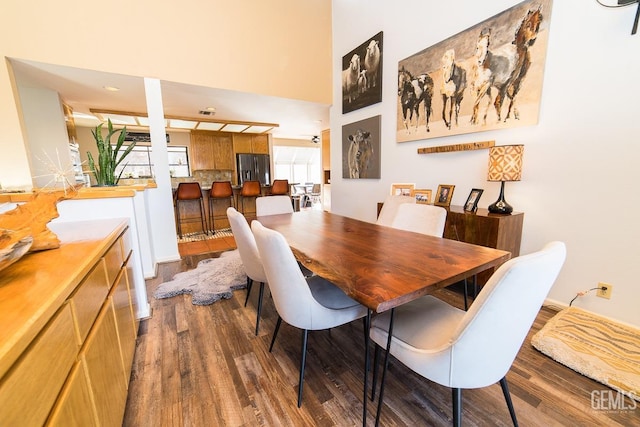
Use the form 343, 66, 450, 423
0, 220, 138, 427
190, 130, 234, 170
47, 360, 99, 426
251, 134, 269, 154
233, 133, 269, 154
0, 303, 77, 426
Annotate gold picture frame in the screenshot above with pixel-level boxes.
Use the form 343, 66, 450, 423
434, 184, 455, 207
390, 183, 415, 196
411, 189, 432, 204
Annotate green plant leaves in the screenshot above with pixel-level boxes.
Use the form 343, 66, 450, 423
87, 119, 136, 186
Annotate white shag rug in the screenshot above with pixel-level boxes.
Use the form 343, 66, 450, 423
154, 250, 246, 305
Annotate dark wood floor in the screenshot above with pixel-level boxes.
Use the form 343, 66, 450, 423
123, 246, 640, 426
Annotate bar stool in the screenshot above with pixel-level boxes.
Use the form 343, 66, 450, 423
270, 179, 289, 196
208, 181, 234, 233
239, 180, 261, 215
175, 182, 207, 238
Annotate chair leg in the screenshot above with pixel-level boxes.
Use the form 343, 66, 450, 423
199, 199, 208, 235
208, 199, 215, 235
175, 201, 183, 238
244, 278, 253, 307
269, 316, 282, 352
297, 329, 309, 407
452, 388, 462, 427
500, 377, 519, 427
463, 278, 469, 311
255, 282, 265, 335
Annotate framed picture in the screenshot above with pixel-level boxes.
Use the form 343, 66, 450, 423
396, 0, 551, 142
342, 115, 381, 179
464, 188, 484, 212
390, 183, 415, 196
342, 31, 383, 114
411, 189, 432, 204
434, 184, 455, 207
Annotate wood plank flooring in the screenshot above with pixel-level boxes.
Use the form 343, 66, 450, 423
123, 246, 640, 426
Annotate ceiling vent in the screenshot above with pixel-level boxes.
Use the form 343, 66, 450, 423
199, 110, 215, 116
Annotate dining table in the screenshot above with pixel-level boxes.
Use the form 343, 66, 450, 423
256, 209, 511, 425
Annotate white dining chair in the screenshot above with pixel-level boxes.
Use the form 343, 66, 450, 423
390, 203, 447, 237
256, 195, 293, 216
226, 207, 268, 335
251, 220, 369, 407
370, 241, 566, 426
376, 194, 415, 227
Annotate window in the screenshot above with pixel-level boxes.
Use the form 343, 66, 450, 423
272, 146, 320, 184
114, 145, 190, 178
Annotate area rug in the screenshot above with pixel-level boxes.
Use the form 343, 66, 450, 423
177, 228, 233, 244
153, 249, 246, 305
532, 306, 640, 400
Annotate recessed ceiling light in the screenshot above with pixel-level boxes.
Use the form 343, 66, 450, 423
103, 86, 120, 92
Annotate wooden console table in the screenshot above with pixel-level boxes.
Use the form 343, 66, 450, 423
376, 203, 523, 285
444, 205, 523, 285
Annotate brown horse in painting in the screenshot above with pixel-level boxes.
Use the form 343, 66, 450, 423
471, 7, 543, 125
398, 67, 435, 133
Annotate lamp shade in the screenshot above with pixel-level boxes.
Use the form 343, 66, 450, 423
487, 145, 524, 182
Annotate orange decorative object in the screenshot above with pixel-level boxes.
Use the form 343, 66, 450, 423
0, 189, 74, 252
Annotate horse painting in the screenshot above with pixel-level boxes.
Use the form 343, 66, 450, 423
471, 7, 543, 125
398, 67, 434, 134
440, 49, 467, 130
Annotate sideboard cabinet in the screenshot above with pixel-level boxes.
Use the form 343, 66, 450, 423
0, 219, 138, 426
444, 206, 523, 285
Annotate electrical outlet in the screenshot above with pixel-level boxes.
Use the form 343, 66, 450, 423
597, 282, 612, 299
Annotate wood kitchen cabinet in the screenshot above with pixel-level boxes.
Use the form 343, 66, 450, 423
190, 130, 234, 170
233, 133, 269, 154
0, 219, 139, 427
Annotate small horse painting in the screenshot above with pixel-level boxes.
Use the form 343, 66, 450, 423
398, 67, 434, 134
471, 7, 543, 125
440, 49, 467, 129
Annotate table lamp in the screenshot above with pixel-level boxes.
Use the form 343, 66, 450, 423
487, 144, 523, 214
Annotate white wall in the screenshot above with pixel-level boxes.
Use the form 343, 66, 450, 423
332, 0, 640, 326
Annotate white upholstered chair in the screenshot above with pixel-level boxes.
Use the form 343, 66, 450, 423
370, 241, 566, 426
376, 194, 415, 226
251, 220, 368, 407
390, 203, 447, 237
226, 207, 268, 335
255, 195, 293, 216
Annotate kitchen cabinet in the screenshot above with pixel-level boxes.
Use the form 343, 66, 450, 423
233, 133, 269, 154
190, 131, 234, 170
0, 219, 138, 427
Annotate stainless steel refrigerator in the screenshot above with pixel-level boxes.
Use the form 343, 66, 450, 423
236, 153, 271, 185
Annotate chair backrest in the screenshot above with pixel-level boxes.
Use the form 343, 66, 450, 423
210, 181, 233, 198
256, 195, 293, 216
241, 180, 261, 197
251, 221, 339, 330
449, 241, 567, 388
226, 207, 267, 282
376, 194, 415, 226
176, 182, 202, 200
271, 179, 289, 195
390, 203, 447, 237
311, 184, 321, 195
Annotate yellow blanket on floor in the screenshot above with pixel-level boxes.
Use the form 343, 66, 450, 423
532, 306, 640, 401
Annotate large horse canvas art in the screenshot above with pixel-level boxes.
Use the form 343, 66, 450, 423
397, 0, 552, 142
342, 32, 383, 114
342, 116, 381, 179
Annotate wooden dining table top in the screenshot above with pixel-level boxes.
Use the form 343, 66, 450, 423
256, 210, 511, 313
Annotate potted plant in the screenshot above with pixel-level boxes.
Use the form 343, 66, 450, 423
87, 119, 136, 186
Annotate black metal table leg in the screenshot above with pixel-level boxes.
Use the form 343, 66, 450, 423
363, 309, 371, 426
375, 308, 395, 427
